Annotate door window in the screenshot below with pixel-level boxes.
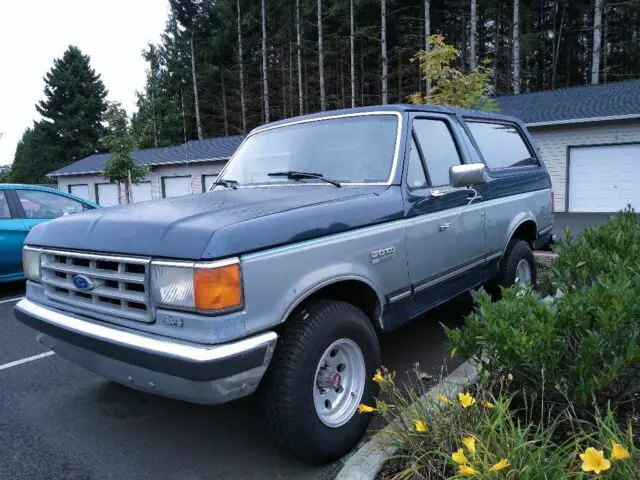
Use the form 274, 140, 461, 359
16, 190, 85, 219
413, 119, 461, 187
0, 191, 11, 219
466, 121, 537, 169
406, 137, 428, 189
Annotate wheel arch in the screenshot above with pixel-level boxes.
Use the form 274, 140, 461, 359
505, 215, 538, 250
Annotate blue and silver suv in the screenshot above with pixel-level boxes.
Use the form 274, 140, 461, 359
15, 105, 553, 463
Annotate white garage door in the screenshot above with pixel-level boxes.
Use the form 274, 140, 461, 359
163, 176, 192, 198
96, 183, 119, 207
131, 182, 152, 203
69, 184, 89, 200
203, 174, 218, 192
569, 144, 640, 213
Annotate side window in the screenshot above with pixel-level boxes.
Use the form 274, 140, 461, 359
0, 191, 11, 219
466, 121, 537, 169
406, 137, 428, 189
413, 119, 461, 187
16, 190, 84, 219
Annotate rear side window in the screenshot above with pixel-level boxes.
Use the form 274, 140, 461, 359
466, 121, 537, 169
413, 119, 461, 187
0, 191, 11, 219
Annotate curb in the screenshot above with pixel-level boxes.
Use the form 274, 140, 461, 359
335, 360, 479, 480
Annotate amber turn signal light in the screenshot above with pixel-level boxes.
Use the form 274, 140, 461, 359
194, 262, 243, 311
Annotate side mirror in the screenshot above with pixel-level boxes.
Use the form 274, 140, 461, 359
450, 163, 487, 188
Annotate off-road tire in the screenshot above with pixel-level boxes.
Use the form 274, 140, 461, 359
261, 300, 381, 464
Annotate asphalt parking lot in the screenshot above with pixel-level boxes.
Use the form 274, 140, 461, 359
0, 281, 468, 480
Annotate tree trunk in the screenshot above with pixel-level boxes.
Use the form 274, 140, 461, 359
397, 48, 401, 101
591, 0, 602, 84
603, 1, 608, 83
340, 46, 346, 108
551, 1, 566, 90
317, 0, 326, 110
190, 33, 203, 140
470, 0, 477, 71
221, 66, 228, 136
512, 0, 520, 94
494, 0, 502, 90
261, 0, 270, 122
350, 0, 356, 108
281, 54, 287, 117
236, 0, 247, 133
289, 40, 294, 114
296, 0, 304, 115
424, 0, 430, 92
380, 0, 388, 104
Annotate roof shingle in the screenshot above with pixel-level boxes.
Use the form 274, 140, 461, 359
494, 79, 640, 125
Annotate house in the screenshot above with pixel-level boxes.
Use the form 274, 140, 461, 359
48, 135, 245, 206
495, 79, 640, 215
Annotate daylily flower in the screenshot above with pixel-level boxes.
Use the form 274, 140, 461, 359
458, 392, 476, 408
357, 404, 376, 413
611, 441, 630, 461
580, 447, 612, 475
458, 465, 479, 476
462, 436, 476, 458
414, 420, 427, 433
372, 371, 384, 384
482, 401, 496, 409
450, 348, 457, 358
489, 458, 510, 472
507, 373, 514, 381
452, 448, 469, 465
438, 393, 451, 405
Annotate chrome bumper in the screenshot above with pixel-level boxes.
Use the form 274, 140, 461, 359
14, 299, 277, 405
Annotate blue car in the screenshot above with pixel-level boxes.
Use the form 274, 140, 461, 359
0, 184, 98, 283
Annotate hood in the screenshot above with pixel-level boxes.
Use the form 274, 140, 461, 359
26, 185, 403, 260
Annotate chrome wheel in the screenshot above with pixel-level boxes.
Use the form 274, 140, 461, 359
313, 338, 366, 428
515, 259, 532, 287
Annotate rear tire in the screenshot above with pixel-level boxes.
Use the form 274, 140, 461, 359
261, 300, 381, 464
496, 239, 537, 289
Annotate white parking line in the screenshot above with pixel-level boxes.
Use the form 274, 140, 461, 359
0, 351, 56, 372
0, 296, 24, 305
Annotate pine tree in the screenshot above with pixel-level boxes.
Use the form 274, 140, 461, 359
36, 46, 108, 169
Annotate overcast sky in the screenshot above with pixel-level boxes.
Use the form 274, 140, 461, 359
0, 0, 169, 166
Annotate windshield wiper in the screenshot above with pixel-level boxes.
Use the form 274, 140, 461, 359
267, 171, 341, 187
213, 178, 239, 189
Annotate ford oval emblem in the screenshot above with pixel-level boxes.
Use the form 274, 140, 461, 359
72, 275, 95, 291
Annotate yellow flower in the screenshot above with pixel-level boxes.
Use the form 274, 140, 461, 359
452, 448, 469, 465
458, 392, 476, 408
438, 393, 451, 405
450, 348, 457, 358
458, 465, 480, 476
611, 441, 630, 461
507, 373, 514, 381
462, 436, 476, 458
372, 371, 384, 384
414, 420, 427, 433
489, 458, 510, 472
482, 401, 496, 409
357, 404, 376, 413
580, 447, 612, 475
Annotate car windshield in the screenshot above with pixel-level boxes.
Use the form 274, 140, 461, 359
219, 114, 399, 186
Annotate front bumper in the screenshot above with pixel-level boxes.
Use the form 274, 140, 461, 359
14, 299, 277, 405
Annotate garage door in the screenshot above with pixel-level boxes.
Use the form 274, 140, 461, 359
163, 177, 192, 198
202, 174, 218, 192
131, 182, 152, 203
96, 183, 119, 207
69, 184, 89, 200
568, 144, 640, 213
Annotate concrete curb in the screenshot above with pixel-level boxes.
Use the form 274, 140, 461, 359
335, 360, 479, 480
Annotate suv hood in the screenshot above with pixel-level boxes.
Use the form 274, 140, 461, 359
26, 185, 402, 260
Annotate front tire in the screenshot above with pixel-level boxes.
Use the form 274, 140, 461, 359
261, 300, 381, 464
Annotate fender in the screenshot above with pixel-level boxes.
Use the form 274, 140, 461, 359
503, 213, 538, 255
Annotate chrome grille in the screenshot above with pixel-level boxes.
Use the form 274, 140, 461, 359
40, 249, 152, 323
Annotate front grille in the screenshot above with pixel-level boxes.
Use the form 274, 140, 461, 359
40, 249, 152, 323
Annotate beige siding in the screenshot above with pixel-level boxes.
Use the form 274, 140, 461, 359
56, 160, 228, 203
530, 120, 640, 212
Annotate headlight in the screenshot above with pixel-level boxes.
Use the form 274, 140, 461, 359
150, 258, 243, 313
22, 246, 42, 282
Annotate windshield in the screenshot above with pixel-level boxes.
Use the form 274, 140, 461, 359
219, 114, 399, 186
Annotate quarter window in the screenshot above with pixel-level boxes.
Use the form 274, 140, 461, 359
466, 121, 537, 169
16, 190, 84, 219
0, 191, 11, 219
412, 119, 461, 187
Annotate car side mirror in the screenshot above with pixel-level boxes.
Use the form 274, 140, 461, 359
450, 163, 487, 188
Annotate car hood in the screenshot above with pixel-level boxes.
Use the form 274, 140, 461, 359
26, 185, 403, 260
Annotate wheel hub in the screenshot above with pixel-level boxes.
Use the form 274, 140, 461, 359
316, 367, 342, 390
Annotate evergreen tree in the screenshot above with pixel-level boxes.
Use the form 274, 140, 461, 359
10, 122, 58, 184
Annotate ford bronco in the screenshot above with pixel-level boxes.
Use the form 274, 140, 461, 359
16, 105, 553, 463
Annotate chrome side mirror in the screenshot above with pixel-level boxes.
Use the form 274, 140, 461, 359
450, 163, 487, 188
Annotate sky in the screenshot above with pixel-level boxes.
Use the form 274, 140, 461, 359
0, 0, 170, 166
